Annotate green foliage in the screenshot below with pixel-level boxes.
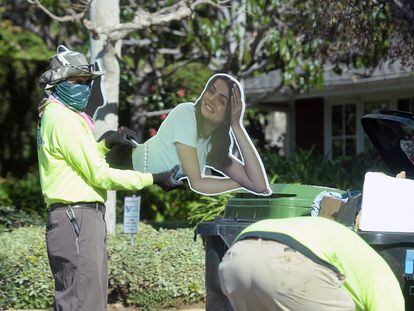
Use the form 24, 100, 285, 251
167, 63, 213, 103
0, 226, 54, 309
244, 0, 326, 89
263, 148, 387, 190
187, 194, 232, 224
0, 56, 46, 177
0, 224, 205, 310
0, 20, 52, 62
288, 0, 414, 68
0, 205, 44, 233
0, 180, 12, 206
108, 224, 205, 309
0, 172, 45, 232
1, 171, 45, 215
0, 1, 87, 177
117, 186, 199, 223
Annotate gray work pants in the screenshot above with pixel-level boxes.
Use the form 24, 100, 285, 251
46, 207, 108, 311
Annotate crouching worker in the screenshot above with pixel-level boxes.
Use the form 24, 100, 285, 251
37, 45, 182, 311
218, 217, 404, 311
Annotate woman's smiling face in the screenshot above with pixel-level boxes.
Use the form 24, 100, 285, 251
200, 78, 230, 126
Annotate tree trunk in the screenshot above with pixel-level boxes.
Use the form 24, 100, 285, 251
89, 0, 122, 235
231, 0, 246, 66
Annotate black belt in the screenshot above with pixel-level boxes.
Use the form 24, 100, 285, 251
49, 202, 106, 212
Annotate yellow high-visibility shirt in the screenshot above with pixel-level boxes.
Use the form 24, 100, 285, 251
37, 101, 153, 206
237, 217, 404, 311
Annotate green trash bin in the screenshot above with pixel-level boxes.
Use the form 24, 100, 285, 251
224, 183, 345, 220
197, 183, 344, 311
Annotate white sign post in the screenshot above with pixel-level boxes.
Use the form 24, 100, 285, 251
123, 196, 141, 245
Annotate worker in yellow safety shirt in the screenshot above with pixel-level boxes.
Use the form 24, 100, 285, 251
37, 45, 182, 311
218, 217, 404, 311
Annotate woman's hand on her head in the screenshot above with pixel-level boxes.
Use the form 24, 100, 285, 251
230, 83, 243, 126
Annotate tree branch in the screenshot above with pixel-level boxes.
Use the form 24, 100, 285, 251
105, 0, 222, 42
240, 59, 269, 78
27, 0, 223, 43
26, 0, 92, 22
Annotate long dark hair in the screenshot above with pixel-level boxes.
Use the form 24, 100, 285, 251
195, 74, 236, 170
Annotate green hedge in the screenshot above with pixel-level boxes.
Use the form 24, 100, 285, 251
0, 224, 205, 310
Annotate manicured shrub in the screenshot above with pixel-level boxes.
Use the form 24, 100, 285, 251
0, 224, 205, 310
0, 226, 53, 309
108, 224, 205, 309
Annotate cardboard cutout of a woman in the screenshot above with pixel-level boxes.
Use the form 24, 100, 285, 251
132, 73, 272, 196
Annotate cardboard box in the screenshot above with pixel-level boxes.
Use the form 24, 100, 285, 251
319, 196, 344, 219
320, 195, 360, 227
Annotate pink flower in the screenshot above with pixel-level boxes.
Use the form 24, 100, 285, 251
160, 113, 168, 120
149, 128, 157, 137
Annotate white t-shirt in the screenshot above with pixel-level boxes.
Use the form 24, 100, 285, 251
132, 103, 211, 175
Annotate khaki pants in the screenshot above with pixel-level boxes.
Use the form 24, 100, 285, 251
218, 239, 355, 311
46, 207, 108, 311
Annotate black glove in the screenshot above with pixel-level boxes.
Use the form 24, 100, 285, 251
152, 165, 184, 191
99, 126, 139, 149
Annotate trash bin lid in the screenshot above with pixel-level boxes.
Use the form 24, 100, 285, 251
234, 183, 343, 204
361, 109, 414, 178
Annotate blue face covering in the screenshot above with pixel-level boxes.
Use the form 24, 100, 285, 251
52, 80, 92, 112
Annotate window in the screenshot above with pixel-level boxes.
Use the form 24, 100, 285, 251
331, 103, 357, 157
328, 99, 393, 158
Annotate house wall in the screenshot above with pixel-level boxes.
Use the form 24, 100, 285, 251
294, 98, 324, 153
